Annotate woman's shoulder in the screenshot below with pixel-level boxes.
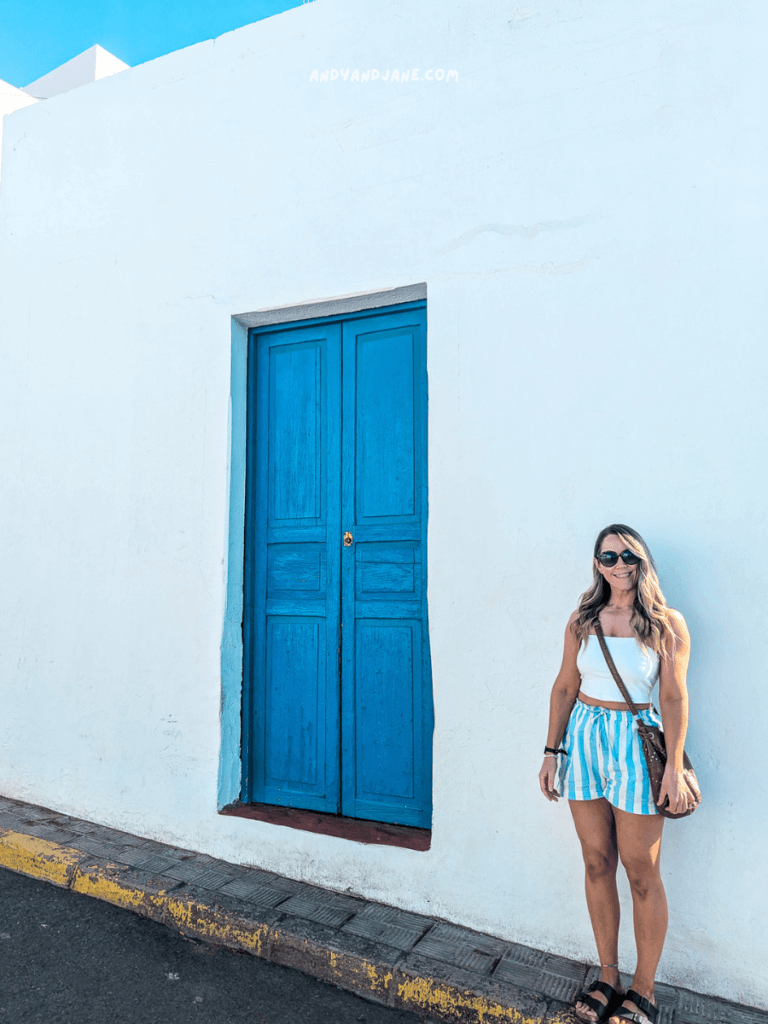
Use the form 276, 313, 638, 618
565, 609, 584, 635
665, 606, 688, 630
561, 610, 584, 658
564, 610, 584, 644
663, 607, 691, 649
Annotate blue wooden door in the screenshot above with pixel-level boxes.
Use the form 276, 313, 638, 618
243, 322, 342, 813
340, 309, 432, 826
243, 302, 432, 827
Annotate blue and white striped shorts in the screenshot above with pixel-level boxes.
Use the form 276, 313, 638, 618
557, 699, 663, 815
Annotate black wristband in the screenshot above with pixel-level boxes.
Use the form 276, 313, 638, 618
544, 745, 566, 755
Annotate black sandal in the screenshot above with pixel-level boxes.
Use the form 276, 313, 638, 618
572, 980, 625, 1023
609, 988, 659, 1024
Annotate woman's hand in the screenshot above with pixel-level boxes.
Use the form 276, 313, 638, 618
657, 764, 696, 814
538, 756, 560, 802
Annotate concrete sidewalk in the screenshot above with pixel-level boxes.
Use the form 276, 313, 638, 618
0, 795, 762, 1024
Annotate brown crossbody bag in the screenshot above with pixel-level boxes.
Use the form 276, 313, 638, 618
593, 621, 701, 819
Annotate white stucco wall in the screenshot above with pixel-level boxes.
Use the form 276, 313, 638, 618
0, 79, 38, 185
1, 0, 766, 1007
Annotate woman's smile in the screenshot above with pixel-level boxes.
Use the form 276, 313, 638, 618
608, 567, 636, 583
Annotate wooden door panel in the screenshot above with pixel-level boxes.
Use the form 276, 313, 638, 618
263, 618, 324, 793
267, 543, 327, 594
355, 331, 417, 521
340, 308, 433, 827
243, 325, 341, 812
355, 542, 421, 601
354, 619, 421, 808
268, 344, 323, 524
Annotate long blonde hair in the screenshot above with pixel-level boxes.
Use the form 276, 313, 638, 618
572, 524, 674, 655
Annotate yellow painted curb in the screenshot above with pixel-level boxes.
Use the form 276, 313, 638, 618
269, 926, 396, 1002
395, 974, 555, 1024
0, 825, 560, 1024
72, 867, 273, 956
0, 828, 81, 887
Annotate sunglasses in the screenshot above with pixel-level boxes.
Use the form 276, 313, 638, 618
596, 549, 641, 567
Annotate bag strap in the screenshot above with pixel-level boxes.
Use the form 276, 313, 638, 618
592, 619, 644, 722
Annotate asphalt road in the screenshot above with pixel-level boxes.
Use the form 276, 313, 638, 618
0, 867, 425, 1024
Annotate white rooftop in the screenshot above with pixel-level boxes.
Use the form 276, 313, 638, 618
23, 44, 129, 100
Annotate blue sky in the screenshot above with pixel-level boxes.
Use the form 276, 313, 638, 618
0, 0, 303, 89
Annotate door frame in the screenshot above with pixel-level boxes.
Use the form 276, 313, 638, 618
217, 286, 428, 813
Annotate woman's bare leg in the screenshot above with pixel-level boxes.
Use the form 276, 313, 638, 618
569, 799, 623, 1019
610, 808, 666, 1021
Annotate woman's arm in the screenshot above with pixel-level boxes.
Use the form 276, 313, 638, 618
656, 609, 695, 813
539, 611, 582, 802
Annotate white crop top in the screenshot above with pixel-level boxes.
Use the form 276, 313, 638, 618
577, 634, 659, 704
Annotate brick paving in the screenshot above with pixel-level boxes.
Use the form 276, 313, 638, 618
0, 794, 764, 1024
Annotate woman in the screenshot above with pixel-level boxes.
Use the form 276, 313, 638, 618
538, 525, 696, 1024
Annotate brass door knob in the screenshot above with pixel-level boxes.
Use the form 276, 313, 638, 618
343, 531, 353, 546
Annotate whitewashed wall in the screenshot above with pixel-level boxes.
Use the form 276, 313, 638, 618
0, 79, 38, 184
0, 0, 765, 1007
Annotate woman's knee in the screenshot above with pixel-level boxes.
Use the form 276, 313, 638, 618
621, 855, 661, 898
583, 848, 618, 883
